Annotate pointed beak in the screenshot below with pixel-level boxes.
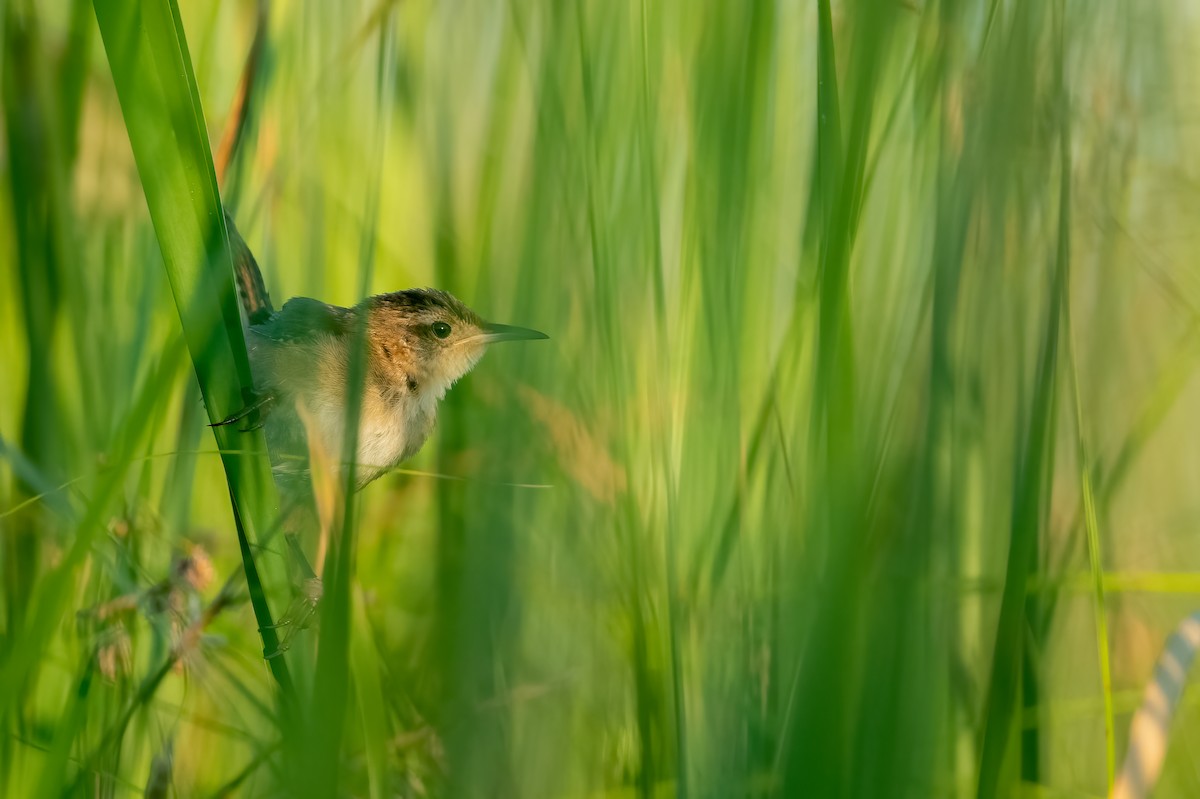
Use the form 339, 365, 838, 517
482, 322, 549, 343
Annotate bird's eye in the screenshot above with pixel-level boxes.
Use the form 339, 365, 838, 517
432, 321, 452, 339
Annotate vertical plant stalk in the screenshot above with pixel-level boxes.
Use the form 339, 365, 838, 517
214, 0, 269, 190
779, 1, 845, 787
3, 0, 66, 653
305, 11, 394, 795
976, 4, 1070, 794
91, 0, 293, 695
783, 3, 895, 793
1062, 8, 1115, 789
639, 1, 690, 794
1068, 340, 1116, 790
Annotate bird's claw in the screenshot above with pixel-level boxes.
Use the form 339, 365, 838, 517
211, 390, 274, 429
263, 641, 290, 659
259, 576, 323, 660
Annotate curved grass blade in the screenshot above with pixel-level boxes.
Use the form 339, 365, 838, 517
91, 0, 293, 696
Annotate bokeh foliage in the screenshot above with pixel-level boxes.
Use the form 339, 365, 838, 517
2, 0, 1199, 796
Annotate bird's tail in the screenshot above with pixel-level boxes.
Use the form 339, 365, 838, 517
224, 210, 273, 325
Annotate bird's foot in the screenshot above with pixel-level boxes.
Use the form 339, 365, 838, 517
260, 576, 323, 659
211, 389, 275, 431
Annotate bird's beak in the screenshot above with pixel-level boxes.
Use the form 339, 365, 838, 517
482, 322, 549, 343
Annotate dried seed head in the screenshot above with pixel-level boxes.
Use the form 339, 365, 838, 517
173, 544, 215, 593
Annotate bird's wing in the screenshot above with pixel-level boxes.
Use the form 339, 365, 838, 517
250, 296, 354, 343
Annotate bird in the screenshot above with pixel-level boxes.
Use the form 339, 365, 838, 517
214, 213, 548, 654
215, 212, 548, 494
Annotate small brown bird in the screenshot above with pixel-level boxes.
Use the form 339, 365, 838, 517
217, 213, 548, 491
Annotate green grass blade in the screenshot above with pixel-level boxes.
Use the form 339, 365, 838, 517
352, 589, 389, 799
32, 659, 93, 796
976, 5, 1071, 794
3, 0, 68, 653
0, 335, 184, 728
90, 0, 292, 695
305, 14, 394, 796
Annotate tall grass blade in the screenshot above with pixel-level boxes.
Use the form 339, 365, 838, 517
976, 5, 1070, 794
90, 0, 292, 693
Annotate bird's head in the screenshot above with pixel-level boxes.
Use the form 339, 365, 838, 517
365, 288, 547, 399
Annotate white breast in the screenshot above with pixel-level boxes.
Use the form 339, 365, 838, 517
353, 387, 439, 486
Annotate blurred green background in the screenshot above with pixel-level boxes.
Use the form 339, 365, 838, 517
3, 0, 1200, 796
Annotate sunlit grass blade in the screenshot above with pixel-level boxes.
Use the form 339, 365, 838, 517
90, 0, 292, 693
